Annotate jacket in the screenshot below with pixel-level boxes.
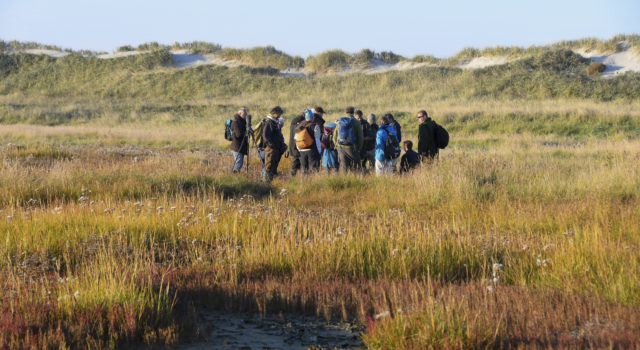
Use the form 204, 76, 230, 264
375, 124, 398, 161
390, 120, 402, 142
230, 114, 248, 154
288, 115, 306, 157
418, 118, 439, 159
400, 149, 421, 173
332, 115, 364, 151
360, 119, 376, 152
262, 115, 286, 151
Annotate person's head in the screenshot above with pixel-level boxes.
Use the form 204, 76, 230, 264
367, 113, 377, 125
237, 108, 248, 119
381, 113, 392, 125
403, 140, 413, 151
417, 110, 428, 122
313, 106, 326, 117
345, 106, 355, 116
304, 109, 314, 121
270, 106, 284, 118
354, 110, 363, 120
388, 114, 395, 121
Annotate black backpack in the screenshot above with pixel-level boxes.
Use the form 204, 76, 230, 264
384, 130, 401, 159
434, 124, 449, 149
224, 120, 233, 141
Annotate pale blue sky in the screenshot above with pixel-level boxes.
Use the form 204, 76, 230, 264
0, 0, 638, 57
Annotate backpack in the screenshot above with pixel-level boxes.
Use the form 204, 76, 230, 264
294, 123, 314, 149
251, 119, 266, 148
337, 117, 356, 146
321, 124, 336, 150
224, 120, 233, 141
434, 124, 449, 149
384, 129, 401, 159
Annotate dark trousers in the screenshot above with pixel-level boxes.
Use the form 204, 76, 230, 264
337, 145, 361, 173
290, 155, 301, 176
299, 149, 320, 174
264, 147, 282, 175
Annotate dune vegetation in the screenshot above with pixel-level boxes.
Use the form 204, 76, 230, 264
0, 36, 639, 348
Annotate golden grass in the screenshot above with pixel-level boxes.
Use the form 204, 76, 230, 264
0, 130, 639, 347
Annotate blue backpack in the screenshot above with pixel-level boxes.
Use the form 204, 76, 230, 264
337, 117, 356, 146
224, 120, 233, 141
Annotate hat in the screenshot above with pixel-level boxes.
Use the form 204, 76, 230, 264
304, 109, 314, 120
313, 106, 325, 115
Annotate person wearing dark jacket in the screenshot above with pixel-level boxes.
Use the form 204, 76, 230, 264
416, 110, 439, 160
230, 108, 249, 173
288, 112, 306, 176
262, 106, 286, 182
389, 115, 402, 142
400, 140, 421, 173
355, 110, 375, 170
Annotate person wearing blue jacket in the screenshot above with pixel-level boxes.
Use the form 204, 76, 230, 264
375, 114, 399, 176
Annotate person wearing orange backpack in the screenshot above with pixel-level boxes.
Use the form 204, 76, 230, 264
294, 109, 322, 174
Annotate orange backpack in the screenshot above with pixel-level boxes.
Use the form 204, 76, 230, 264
294, 123, 314, 149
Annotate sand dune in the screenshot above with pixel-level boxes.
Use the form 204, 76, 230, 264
8, 45, 640, 77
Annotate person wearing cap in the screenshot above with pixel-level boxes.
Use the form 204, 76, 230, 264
293, 109, 323, 174
416, 110, 439, 161
261, 106, 287, 182
331, 106, 363, 173
230, 108, 249, 173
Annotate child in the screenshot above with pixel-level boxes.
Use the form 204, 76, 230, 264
400, 140, 421, 173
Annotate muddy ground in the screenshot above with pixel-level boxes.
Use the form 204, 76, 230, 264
182, 312, 364, 349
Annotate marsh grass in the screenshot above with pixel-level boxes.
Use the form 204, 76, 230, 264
0, 131, 639, 347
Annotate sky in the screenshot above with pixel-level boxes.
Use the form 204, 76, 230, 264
0, 0, 638, 58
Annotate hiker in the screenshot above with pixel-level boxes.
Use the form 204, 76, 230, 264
416, 110, 439, 161
288, 111, 306, 176
321, 122, 339, 172
294, 109, 323, 174
375, 114, 400, 176
367, 113, 379, 135
355, 110, 375, 170
332, 106, 363, 173
229, 108, 249, 173
388, 114, 402, 142
388, 114, 402, 172
261, 106, 287, 182
400, 140, 421, 173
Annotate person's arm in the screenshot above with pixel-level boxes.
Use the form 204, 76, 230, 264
417, 124, 425, 155
400, 154, 408, 173
314, 124, 322, 153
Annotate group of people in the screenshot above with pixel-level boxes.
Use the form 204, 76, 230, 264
228, 106, 444, 182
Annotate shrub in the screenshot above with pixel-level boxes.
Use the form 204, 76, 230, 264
586, 62, 607, 76
117, 45, 135, 52
306, 50, 352, 73
137, 42, 164, 51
